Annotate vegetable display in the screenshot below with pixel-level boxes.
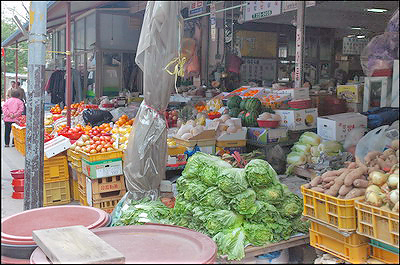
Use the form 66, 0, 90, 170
112, 152, 308, 261
304, 139, 399, 200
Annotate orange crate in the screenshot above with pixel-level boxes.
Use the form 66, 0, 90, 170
88, 175, 126, 194
77, 172, 86, 190
43, 180, 71, 207
355, 198, 399, 248
309, 222, 371, 264
78, 149, 123, 163
92, 195, 123, 214
301, 185, 362, 231
370, 245, 399, 264
43, 155, 69, 183
70, 179, 79, 201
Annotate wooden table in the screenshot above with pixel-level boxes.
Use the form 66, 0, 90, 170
217, 234, 310, 264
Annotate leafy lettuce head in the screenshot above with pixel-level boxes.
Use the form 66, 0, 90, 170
244, 159, 279, 188
217, 168, 248, 195
247, 201, 280, 223
205, 210, 244, 236
255, 184, 284, 205
200, 187, 230, 210
243, 222, 274, 246
230, 188, 257, 215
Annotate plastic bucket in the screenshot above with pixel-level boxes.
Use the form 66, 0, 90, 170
10, 170, 24, 179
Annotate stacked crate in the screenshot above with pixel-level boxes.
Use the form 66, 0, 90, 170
43, 154, 71, 206
67, 149, 82, 201
12, 124, 26, 156
78, 150, 126, 214
301, 185, 371, 264
355, 199, 399, 264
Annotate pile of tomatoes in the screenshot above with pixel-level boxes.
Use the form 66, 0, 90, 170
44, 132, 55, 143
71, 134, 117, 154
84, 123, 112, 136
17, 115, 26, 127
50, 104, 62, 114
115, 115, 134, 127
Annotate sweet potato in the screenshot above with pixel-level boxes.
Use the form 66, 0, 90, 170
321, 170, 339, 180
310, 176, 323, 187
364, 151, 382, 163
392, 139, 399, 151
304, 183, 312, 189
376, 157, 387, 170
355, 157, 368, 172
323, 181, 335, 189
344, 167, 366, 186
311, 186, 325, 193
325, 170, 349, 197
396, 149, 399, 158
383, 148, 396, 159
338, 195, 345, 199
388, 154, 398, 165
347, 162, 357, 169
344, 188, 366, 199
353, 179, 369, 188
338, 185, 353, 196
323, 176, 337, 183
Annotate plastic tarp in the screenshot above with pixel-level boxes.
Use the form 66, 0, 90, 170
112, 1, 183, 220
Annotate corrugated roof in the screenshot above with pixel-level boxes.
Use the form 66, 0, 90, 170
2, 1, 57, 47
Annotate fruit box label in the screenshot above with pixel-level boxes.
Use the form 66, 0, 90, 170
82, 160, 123, 179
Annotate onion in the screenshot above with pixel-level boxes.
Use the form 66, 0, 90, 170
387, 174, 399, 190
388, 190, 399, 205
369, 171, 388, 186
393, 201, 399, 212
365, 192, 384, 207
365, 185, 383, 195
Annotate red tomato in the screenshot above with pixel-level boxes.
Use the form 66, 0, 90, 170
101, 141, 106, 146
93, 136, 100, 141
110, 139, 115, 144
104, 143, 111, 149
107, 147, 114, 152
89, 140, 95, 145
95, 141, 101, 145
90, 149, 97, 154
99, 136, 105, 141
96, 145, 102, 152
101, 148, 107, 153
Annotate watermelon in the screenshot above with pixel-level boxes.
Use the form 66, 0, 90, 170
244, 111, 258, 127
227, 95, 242, 109
240, 98, 248, 110
229, 108, 241, 118
238, 110, 246, 125
245, 98, 262, 112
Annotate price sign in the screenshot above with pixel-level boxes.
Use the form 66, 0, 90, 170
96, 165, 123, 179
244, 1, 281, 22
189, 1, 205, 17
210, 2, 216, 42
282, 1, 316, 13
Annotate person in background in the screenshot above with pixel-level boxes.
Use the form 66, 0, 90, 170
15, 82, 27, 115
6, 81, 17, 99
2, 90, 25, 147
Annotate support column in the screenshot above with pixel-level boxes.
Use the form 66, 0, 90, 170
66, 2, 72, 127
294, 1, 305, 88
16, 41, 18, 83
24, 1, 47, 210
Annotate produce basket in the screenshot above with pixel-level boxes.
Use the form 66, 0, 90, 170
355, 198, 399, 248
78, 149, 123, 163
10, 169, 24, 179
309, 221, 371, 264
257, 119, 280, 128
301, 185, 363, 231
370, 240, 399, 264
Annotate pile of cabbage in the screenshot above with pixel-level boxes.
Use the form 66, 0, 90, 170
286, 132, 345, 175
113, 152, 308, 261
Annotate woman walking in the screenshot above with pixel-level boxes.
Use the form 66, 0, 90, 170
2, 90, 25, 147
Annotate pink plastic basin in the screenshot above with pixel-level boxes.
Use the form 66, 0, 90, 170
30, 224, 217, 264
1, 206, 107, 242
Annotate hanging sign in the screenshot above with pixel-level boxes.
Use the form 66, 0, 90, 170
1, 47, 4, 57
244, 1, 281, 22
210, 2, 216, 42
342, 37, 368, 55
282, 1, 316, 13
189, 1, 205, 17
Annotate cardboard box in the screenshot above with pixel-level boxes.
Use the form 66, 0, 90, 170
337, 84, 363, 103
274, 87, 309, 101
247, 127, 288, 144
81, 158, 123, 179
317, 112, 368, 142
274, 108, 318, 131
345, 102, 363, 113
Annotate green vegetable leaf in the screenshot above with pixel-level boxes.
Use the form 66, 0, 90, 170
217, 168, 248, 195
244, 159, 279, 188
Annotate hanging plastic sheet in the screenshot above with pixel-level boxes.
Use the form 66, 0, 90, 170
111, 1, 183, 224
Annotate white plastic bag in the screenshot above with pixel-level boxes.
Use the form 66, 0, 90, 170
355, 125, 393, 163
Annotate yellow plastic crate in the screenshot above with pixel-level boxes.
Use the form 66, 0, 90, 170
70, 156, 82, 169
355, 198, 399, 248
310, 221, 369, 245
78, 149, 123, 163
92, 194, 123, 214
71, 179, 80, 201
167, 145, 186, 156
67, 149, 81, 161
301, 185, 362, 231
370, 246, 399, 264
43, 180, 71, 207
43, 155, 69, 183
78, 185, 88, 206
77, 172, 86, 190
92, 189, 126, 201
309, 225, 371, 264
14, 139, 26, 156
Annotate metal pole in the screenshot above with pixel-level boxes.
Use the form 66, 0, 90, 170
66, 2, 72, 127
24, 1, 47, 210
294, 1, 305, 88
16, 41, 18, 83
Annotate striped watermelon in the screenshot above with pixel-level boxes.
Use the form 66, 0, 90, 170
245, 98, 262, 112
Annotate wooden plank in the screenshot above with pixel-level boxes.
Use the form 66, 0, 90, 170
294, 166, 317, 180
218, 234, 310, 263
32, 225, 125, 264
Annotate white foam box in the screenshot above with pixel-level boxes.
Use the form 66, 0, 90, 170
317, 112, 368, 142
274, 87, 309, 101
217, 118, 247, 141
44, 135, 71, 159
274, 108, 318, 131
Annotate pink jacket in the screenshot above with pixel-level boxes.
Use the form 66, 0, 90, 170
2, 97, 24, 123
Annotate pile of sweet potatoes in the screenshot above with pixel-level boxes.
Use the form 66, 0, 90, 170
304, 139, 399, 199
